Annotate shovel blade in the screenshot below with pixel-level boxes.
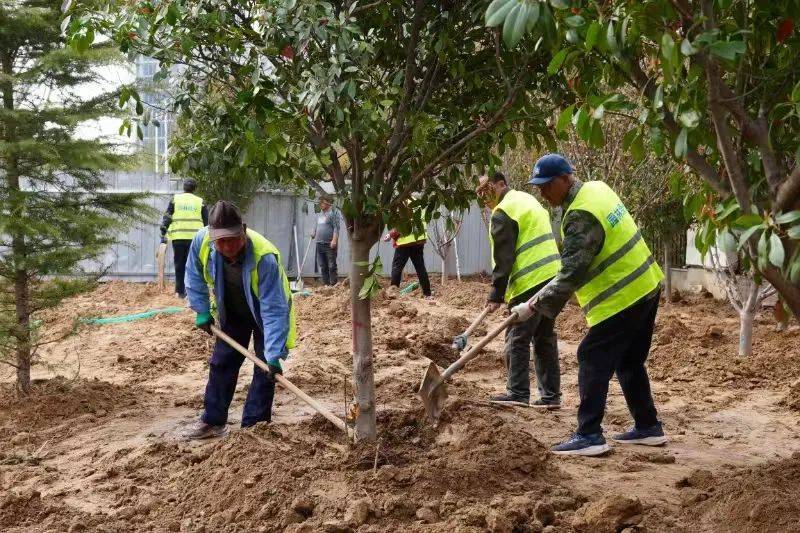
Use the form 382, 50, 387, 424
418, 361, 448, 424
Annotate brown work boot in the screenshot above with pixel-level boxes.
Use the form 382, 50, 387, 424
181, 421, 228, 440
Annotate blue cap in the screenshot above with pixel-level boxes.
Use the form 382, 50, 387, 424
528, 153, 574, 185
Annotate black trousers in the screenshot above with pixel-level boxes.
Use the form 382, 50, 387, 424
316, 242, 338, 286
390, 242, 431, 296
202, 317, 275, 428
576, 291, 661, 435
172, 239, 191, 296
505, 309, 560, 403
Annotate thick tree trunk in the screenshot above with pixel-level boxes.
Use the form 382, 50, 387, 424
349, 229, 380, 441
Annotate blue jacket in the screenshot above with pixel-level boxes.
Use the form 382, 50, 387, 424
184, 228, 290, 363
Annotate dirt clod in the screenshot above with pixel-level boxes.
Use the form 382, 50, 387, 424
534, 501, 556, 526
572, 494, 643, 533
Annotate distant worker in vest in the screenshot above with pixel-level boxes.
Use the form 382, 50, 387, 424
160, 178, 208, 299
513, 154, 666, 456
476, 172, 562, 409
311, 194, 340, 286
384, 202, 432, 298
182, 201, 296, 439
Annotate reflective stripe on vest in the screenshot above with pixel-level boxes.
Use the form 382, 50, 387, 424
562, 181, 664, 327
490, 190, 561, 303
167, 193, 204, 241
199, 228, 297, 350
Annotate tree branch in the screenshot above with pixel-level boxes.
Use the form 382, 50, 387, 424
776, 165, 800, 212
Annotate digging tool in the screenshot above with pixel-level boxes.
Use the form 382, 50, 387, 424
451, 306, 493, 351
420, 312, 519, 423
291, 235, 313, 292
210, 324, 349, 436
156, 241, 168, 291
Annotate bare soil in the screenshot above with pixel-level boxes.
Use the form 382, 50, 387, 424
1, 278, 799, 532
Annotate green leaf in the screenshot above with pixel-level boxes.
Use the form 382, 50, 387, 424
574, 107, 590, 140
605, 21, 618, 53
769, 233, 785, 267
680, 38, 698, 56
679, 110, 700, 129
733, 213, 763, 228
790, 259, 800, 284
674, 127, 688, 158
547, 49, 568, 74
661, 33, 676, 66
709, 40, 746, 61
738, 224, 762, 250
652, 84, 663, 110
136, 124, 143, 141
166, 3, 180, 26
550, 0, 569, 9
485, 0, 516, 27
585, 21, 600, 50
716, 202, 739, 221
238, 146, 251, 167
136, 99, 144, 115
775, 210, 800, 225
503, 3, 529, 48
556, 104, 574, 133
792, 82, 800, 103
757, 230, 769, 270
181, 36, 195, 54
565, 15, 585, 28
61, 0, 72, 12
589, 120, 604, 147
630, 132, 645, 161
718, 229, 737, 253
60, 15, 71, 34
789, 225, 800, 239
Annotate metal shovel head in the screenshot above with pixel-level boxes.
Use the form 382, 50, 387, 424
451, 333, 468, 351
419, 361, 448, 424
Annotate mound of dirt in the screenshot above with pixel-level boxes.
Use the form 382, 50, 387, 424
680, 454, 800, 532
91, 406, 569, 532
0, 377, 138, 445
0, 489, 87, 531
556, 302, 587, 342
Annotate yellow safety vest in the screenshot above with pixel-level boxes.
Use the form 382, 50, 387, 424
396, 209, 428, 246
167, 193, 204, 241
563, 181, 664, 327
490, 190, 561, 303
198, 228, 297, 349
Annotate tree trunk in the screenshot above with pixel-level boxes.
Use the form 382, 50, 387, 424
349, 232, 379, 441
738, 281, 760, 357
663, 242, 672, 305
1, 55, 30, 393
14, 271, 31, 394
761, 266, 800, 320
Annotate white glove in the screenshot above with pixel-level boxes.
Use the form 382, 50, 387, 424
510, 300, 535, 322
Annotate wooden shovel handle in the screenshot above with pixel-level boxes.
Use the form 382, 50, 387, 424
441, 313, 519, 382
463, 306, 493, 337
210, 325, 349, 435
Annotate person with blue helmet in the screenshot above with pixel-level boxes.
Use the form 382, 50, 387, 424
511, 153, 667, 456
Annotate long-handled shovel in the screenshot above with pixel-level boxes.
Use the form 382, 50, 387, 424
451, 306, 493, 351
419, 312, 519, 424
291, 236, 314, 292
210, 325, 349, 436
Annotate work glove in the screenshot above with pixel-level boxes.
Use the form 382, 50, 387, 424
195, 311, 214, 336
510, 300, 535, 323
265, 360, 283, 381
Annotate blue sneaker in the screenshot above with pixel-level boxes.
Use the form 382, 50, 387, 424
551, 433, 611, 456
612, 424, 668, 446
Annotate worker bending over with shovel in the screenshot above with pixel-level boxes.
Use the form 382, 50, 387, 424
476, 172, 562, 408
182, 200, 296, 439
514, 154, 666, 456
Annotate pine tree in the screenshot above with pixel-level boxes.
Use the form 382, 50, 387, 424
0, 0, 151, 393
